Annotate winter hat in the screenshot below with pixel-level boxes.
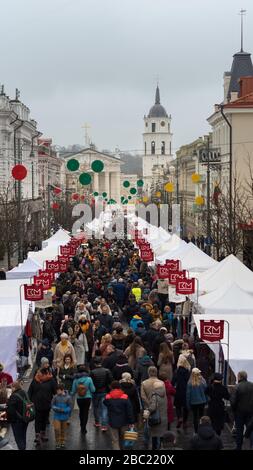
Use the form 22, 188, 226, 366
213, 372, 223, 382
42, 339, 50, 347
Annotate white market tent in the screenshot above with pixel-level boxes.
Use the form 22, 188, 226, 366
6, 257, 41, 280
0, 279, 32, 378
197, 254, 253, 294
197, 281, 253, 315
42, 228, 71, 249
193, 313, 253, 381
156, 242, 217, 273
154, 234, 185, 257
28, 246, 60, 266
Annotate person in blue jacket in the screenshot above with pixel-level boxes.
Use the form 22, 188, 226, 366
113, 278, 127, 309
186, 368, 207, 433
71, 365, 96, 434
51, 384, 72, 449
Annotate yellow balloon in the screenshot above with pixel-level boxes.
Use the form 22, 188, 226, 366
142, 196, 149, 203
155, 191, 161, 197
164, 182, 174, 193
195, 195, 204, 205
192, 173, 201, 183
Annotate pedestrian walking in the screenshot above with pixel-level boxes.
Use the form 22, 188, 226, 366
71, 365, 95, 434
172, 355, 191, 430
206, 372, 230, 435
90, 357, 113, 431
189, 416, 223, 450
186, 368, 207, 433
51, 384, 72, 449
230, 370, 253, 450
6, 381, 32, 450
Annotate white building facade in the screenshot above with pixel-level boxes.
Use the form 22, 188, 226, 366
142, 86, 173, 190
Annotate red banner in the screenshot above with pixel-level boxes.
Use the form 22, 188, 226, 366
156, 264, 170, 279
58, 261, 68, 272
168, 270, 187, 286
139, 242, 151, 250
38, 269, 55, 282
175, 277, 195, 295
141, 249, 154, 262
200, 320, 224, 342
46, 260, 60, 272
24, 284, 44, 301
165, 260, 181, 271
33, 276, 52, 290
60, 245, 71, 256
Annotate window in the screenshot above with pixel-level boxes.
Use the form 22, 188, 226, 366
144, 142, 146, 155
151, 141, 155, 155
152, 123, 156, 133
161, 141, 165, 155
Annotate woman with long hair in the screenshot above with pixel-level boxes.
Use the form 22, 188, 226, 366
99, 334, 113, 358
58, 354, 77, 392
157, 342, 174, 381
124, 336, 146, 370
186, 367, 207, 433
172, 354, 191, 430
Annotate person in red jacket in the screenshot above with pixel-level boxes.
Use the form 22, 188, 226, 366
159, 372, 176, 430
0, 363, 13, 386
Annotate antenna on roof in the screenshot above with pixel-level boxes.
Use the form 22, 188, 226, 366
239, 8, 246, 52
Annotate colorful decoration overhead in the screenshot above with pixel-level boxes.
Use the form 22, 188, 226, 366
123, 180, 130, 188
137, 179, 144, 187
102, 192, 107, 198
52, 202, 60, 209
12, 164, 27, 181
191, 173, 201, 183
164, 182, 174, 193
155, 191, 161, 197
93, 192, 99, 196
130, 187, 137, 195
53, 187, 61, 195
72, 193, 79, 201
79, 173, 92, 185
67, 159, 79, 171
195, 195, 205, 205
91, 160, 104, 173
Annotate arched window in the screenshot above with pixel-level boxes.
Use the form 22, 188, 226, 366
152, 123, 156, 133
151, 141, 155, 155
161, 141, 165, 155
144, 142, 147, 155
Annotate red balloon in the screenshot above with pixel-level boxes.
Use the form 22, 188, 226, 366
54, 187, 61, 195
72, 193, 79, 201
12, 164, 27, 181
80, 195, 85, 201
52, 202, 59, 209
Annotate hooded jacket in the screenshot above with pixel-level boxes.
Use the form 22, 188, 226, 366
112, 332, 126, 350
112, 356, 133, 381
71, 372, 95, 399
104, 389, 134, 428
130, 315, 142, 332
51, 391, 72, 421
190, 423, 223, 450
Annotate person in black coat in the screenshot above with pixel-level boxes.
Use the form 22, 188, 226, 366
112, 355, 134, 381
6, 381, 29, 450
206, 373, 230, 435
102, 347, 122, 371
172, 356, 191, 429
119, 373, 140, 423
97, 311, 113, 334
36, 339, 54, 367
189, 416, 223, 450
42, 312, 57, 344
28, 367, 57, 445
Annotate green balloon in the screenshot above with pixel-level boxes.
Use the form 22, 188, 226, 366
93, 191, 99, 196
128, 196, 132, 200
79, 173, 92, 185
121, 196, 125, 202
105, 198, 108, 202
137, 179, 144, 187
102, 192, 107, 198
67, 159, 79, 171
91, 160, 104, 173
123, 180, 130, 188
130, 187, 137, 195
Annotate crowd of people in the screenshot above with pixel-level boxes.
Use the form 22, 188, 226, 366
1, 237, 253, 451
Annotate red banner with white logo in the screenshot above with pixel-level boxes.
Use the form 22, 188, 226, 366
58, 260, 68, 272
24, 284, 44, 301
141, 250, 154, 262
46, 260, 60, 273
156, 264, 170, 279
168, 270, 187, 286
139, 242, 150, 250
60, 245, 71, 256
165, 260, 181, 271
175, 277, 195, 295
200, 320, 224, 342
38, 269, 55, 282
33, 276, 52, 290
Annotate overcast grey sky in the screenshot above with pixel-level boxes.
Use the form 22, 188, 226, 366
1, 0, 253, 153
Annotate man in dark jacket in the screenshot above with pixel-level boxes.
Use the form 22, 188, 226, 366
28, 367, 57, 445
230, 370, 253, 450
189, 416, 223, 450
104, 381, 135, 450
42, 312, 57, 344
6, 381, 30, 450
112, 355, 134, 381
35, 339, 54, 367
135, 355, 154, 386
102, 346, 122, 371
90, 357, 113, 431
97, 309, 113, 334
113, 279, 127, 309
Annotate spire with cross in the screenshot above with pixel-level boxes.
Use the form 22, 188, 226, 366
81, 123, 91, 147
239, 8, 246, 52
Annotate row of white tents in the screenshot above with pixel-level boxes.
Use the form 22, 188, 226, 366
124, 213, 253, 381
0, 229, 71, 378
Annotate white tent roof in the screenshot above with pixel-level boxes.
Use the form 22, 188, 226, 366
197, 281, 253, 315
193, 313, 253, 381
0, 278, 31, 304
154, 234, 184, 257
42, 228, 70, 249
156, 242, 217, 272
155, 238, 189, 263
198, 254, 253, 294
28, 245, 60, 265
6, 257, 41, 280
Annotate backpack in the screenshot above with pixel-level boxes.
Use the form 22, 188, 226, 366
15, 392, 35, 423
77, 382, 87, 397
